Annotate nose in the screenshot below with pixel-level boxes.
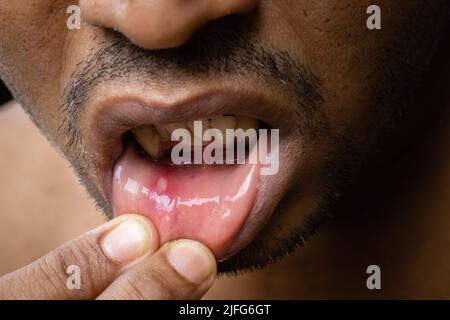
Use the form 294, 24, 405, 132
79, 0, 257, 50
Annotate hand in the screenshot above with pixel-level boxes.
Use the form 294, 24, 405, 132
0, 214, 217, 299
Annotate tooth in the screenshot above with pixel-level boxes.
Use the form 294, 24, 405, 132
210, 115, 236, 132
187, 119, 211, 145
187, 119, 211, 134
186, 121, 195, 133
210, 116, 236, 147
236, 116, 259, 131
164, 123, 192, 148
166, 123, 188, 137
154, 125, 171, 141
132, 125, 160, 158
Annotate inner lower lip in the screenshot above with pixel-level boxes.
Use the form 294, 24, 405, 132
112, 139, 261, 260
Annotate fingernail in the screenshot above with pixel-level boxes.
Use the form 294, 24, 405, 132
101, 218, 150, 263
166, 240, 216, 284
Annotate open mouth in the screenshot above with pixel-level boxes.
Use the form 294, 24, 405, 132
113, 115, 265, 260
85, 88, 299, 262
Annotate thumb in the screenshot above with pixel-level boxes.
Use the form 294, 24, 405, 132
0, 214, 159, 299
97, 239, 217, 300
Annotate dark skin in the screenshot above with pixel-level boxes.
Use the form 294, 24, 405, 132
0, 0, 449, 299
2, 95, 450, 299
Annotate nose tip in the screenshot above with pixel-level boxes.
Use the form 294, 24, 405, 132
79, 0, 257, 50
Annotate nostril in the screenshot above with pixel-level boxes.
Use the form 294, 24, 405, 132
209, 0, 258, 17
79, 0, 258, 50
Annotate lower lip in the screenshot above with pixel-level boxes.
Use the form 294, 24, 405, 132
112, 144, 261, 260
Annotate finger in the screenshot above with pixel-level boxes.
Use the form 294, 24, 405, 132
0, 214, 159, 299
97, 239, 217, 300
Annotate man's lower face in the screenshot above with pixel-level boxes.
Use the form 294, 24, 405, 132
58, 32, 337, 273
2, 1, 446, 274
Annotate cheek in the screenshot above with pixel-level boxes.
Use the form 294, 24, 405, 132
256, 0, 383, 138
0, 1, 74, 140
60, 27, 107, 90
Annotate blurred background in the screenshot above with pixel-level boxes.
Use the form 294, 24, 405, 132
0, 80, 105, 277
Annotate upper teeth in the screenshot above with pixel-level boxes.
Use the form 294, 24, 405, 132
132, 115, 259, 159
132, 125, 161, 158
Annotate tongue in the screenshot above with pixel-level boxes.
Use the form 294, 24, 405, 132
112, 145, 260, 259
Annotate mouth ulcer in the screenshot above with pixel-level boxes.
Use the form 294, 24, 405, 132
112, 115, 265, 260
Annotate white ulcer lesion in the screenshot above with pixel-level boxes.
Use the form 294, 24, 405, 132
156, 177, 168, 193
131, 115, 259, 159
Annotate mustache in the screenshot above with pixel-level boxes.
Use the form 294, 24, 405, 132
59, 21, 324, 152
